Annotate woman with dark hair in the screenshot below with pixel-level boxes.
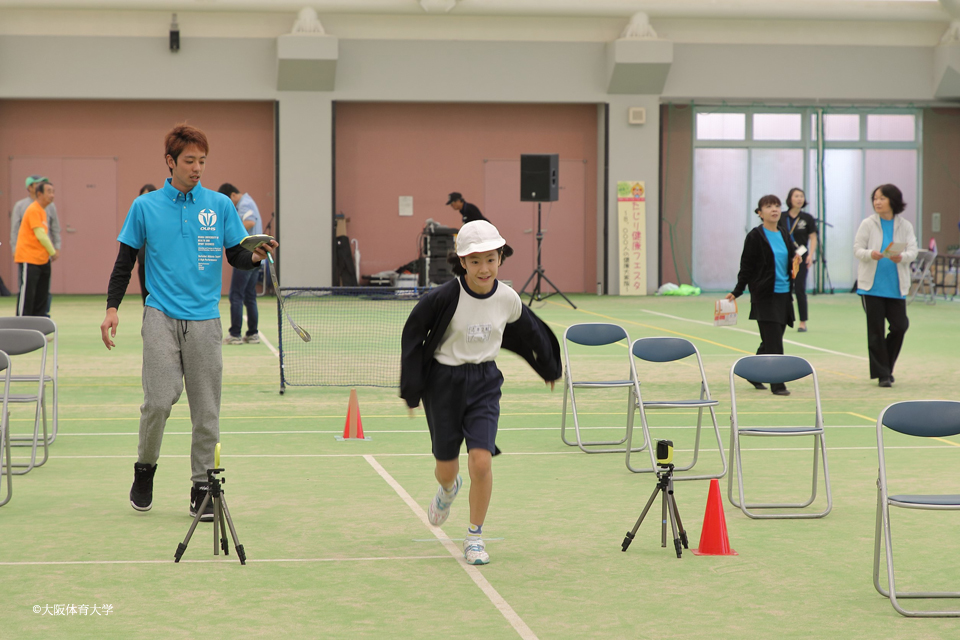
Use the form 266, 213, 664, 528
135, 184, 157, 304
853, 184, 918, 387
780, 188, 818, 332
726, 195, 800, 396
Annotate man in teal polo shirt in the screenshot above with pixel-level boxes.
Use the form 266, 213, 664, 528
100, 124, 278, 521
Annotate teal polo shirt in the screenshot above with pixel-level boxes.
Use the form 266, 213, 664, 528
117, 178, 247, 321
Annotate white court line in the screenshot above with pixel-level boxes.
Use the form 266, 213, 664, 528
33, 444, 959, 462
637, 309, 868, 361
241, 312, 280, 357
47, 424, 879, 437
258, 326, 280, 358
363, 454, 539, 640
0, 556, 451, 567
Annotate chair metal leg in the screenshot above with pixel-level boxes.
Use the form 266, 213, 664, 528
728, 432, 831, 519
0, 409, 11, 507
563, 381, 642, 454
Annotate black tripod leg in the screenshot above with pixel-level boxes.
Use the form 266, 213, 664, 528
665, 492, 683, 558
538, 271, 578, 309
212, 495, 220, 556
219, 495, 246, 565
218, 497, 230, 556
622, 484, 662, 552
175, 493, 210, 563
670, 490, 689, 550
661, 490, 668, 548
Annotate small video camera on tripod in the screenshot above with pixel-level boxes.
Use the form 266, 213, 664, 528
656, 439, 674, 467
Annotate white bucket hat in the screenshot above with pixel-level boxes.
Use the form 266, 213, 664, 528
456, 220, 506, 256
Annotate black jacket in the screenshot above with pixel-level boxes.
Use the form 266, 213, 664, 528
731, 224, 798, 301
400, 278, 561, 409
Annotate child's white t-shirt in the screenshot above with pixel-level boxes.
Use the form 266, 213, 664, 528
433, 279, 522, 366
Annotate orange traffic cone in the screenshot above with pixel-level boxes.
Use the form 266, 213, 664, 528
691, 478, 738, 556
336, 389, 371, 441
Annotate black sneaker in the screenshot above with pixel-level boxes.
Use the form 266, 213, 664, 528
749, 381, 767, 390
190, 483, 215, 522
130, 462, 157, 512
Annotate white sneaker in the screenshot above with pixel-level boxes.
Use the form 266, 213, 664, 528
463, 537, 490, 565
242, 333, 260, 344
223, 336, 243, 345
427, 475, 462, 526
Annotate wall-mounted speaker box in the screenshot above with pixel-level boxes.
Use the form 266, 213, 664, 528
520, 154, 559, 202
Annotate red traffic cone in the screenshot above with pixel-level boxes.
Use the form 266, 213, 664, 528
691, 478, 738, 556
336, 389, 371, 441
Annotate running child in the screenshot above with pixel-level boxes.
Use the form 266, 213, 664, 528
400, 220, 561, 565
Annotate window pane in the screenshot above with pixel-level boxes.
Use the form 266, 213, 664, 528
866, 114, 915, 142
696, 113, 745, 141
750, 149, 804, 212
822, 149, 863, 290
823, 114, 860, 141
752, 114, 802, 141
864, 149, 918, 230
692, 149, 748, 290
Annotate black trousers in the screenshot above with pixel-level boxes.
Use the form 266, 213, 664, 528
756, 320, 788, 393
794, 261, 809, 322
17, 262, 51, 317
861, 295, 909, 380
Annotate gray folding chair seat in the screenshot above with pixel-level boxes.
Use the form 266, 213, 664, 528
625, 337, 727, 481
874, 400, 960, 617
560, 323, 645, 454
0, 329, 50, 475
0, 317, 58, 445
0, 351, 12, 506
727, 354, 831, 519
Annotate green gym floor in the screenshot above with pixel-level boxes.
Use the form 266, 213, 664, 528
1, 292, 959, 639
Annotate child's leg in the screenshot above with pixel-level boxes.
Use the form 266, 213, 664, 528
435, 457, 460, 489
467, 448, 492, 526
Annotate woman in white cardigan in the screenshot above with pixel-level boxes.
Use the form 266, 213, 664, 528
853, 184, 918, 387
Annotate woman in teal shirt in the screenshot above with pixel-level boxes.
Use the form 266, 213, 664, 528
727, 195, 800, 396
853, 184, 918, 387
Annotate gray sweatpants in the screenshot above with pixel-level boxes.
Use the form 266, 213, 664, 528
138, 306, 223, 484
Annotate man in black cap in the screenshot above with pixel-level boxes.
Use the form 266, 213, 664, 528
446, 192, 488, 225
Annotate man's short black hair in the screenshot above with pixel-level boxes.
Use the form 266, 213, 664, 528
218, 183, 240, 197
35, 182, 51, 195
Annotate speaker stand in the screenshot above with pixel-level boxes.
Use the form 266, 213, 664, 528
518, 203, 577, 309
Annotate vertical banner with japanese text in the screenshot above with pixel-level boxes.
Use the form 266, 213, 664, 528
617, 181, 646, 295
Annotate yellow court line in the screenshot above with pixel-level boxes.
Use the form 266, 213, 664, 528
821, 369, 860, 380
848, 412, 876, 423
545, 301, 752, 355
932, 437, 960, 448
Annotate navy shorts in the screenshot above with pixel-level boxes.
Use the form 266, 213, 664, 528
422, 361, 503, 461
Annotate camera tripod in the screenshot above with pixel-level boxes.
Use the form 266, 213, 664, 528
174, 468, 246, 565
518, 202, 576, 309
621, 464, 689, 558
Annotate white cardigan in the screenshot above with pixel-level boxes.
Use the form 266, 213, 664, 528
853, 213, 919, 296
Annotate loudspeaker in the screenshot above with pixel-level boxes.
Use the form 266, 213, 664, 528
520, 154, 559, 202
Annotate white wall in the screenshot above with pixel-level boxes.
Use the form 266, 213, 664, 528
0, 27, 951, 294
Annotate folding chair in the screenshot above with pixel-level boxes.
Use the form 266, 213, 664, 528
625, 337, 727, 481
908, 250, 936, 306
0, 317, 58, 445
0, 351, 12, 506
560, 323, 645, 454
727, 355, 831, 519
874, 400, 960, 617
0, 329, 50, 475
